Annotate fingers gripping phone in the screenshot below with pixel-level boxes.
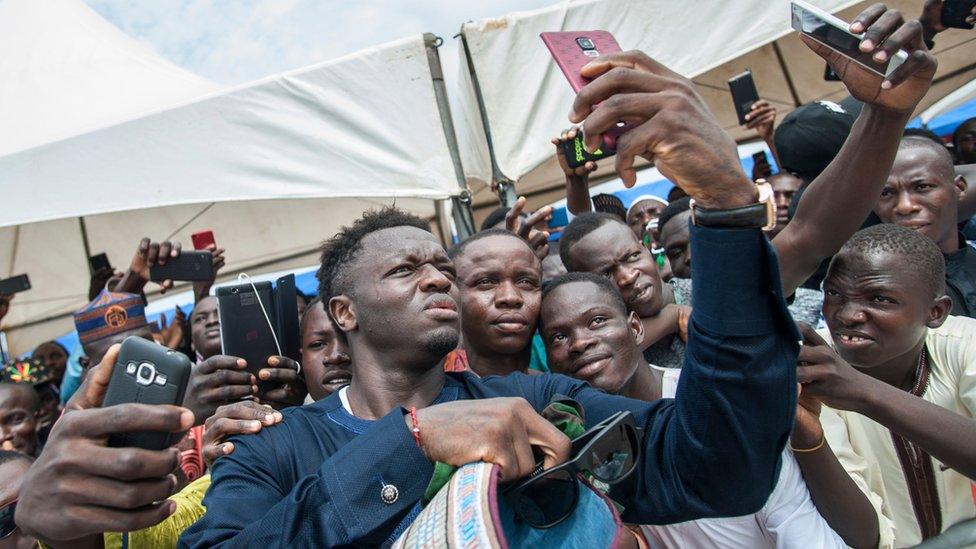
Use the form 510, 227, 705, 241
791, 0, 907, 78
101, 336, 192, 450
541, 31, 631, 168
149, 251, 214, 282
728, 70, 760, 126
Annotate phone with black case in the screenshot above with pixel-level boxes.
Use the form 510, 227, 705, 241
101, 336, 192, 451
0, 274, 31, 295
728, 70, 760, 125
89, 253, 111, 272
217, 281, 278, 386
942, 0, 976, 29
149, 251, 213, 282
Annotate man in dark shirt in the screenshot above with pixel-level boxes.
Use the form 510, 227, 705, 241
874, 135, 976, 317
181, 50, 801, 548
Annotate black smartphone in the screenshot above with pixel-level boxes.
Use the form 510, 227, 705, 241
273, 274, 301, 363
101, 336, 192, 451
217, 281, 278, 384
0, 274, 31, 295
149, 251, 213, 282
942, 0, 976, 29
560, 134, 614, 169
89, 253, 111, 272
752, 151, 773, 179
728, 70, 760, 125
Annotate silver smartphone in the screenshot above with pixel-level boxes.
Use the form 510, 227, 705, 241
791, 0, 907, 78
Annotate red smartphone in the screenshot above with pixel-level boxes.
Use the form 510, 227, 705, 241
191, 230, 215, 250
540, 31, 632, 151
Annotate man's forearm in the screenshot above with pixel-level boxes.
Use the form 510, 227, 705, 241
858, 378, 976, 480
114, 269, 147, 295
565, 178, 592, 215
794, 444, 880, 548
774, 105, 911, 294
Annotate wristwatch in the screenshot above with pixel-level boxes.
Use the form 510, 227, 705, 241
689, 181, 777, 230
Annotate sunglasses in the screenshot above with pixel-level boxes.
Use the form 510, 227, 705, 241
0, 500, 17, 539
504, 411, 640, 529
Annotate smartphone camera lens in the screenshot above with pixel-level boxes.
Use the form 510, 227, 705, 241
576, 37, 595, 50
136, 362, 156, 386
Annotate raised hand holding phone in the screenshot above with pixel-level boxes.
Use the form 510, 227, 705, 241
794, 2, 937, 114
16, 342, 195, 544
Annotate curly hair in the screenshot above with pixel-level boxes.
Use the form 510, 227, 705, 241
316, 208, 429, 303
558, 212, 622, 271
838, 223, 946, 298
657, 196, 692, 236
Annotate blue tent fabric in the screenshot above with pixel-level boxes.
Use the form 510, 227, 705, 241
908, 97, 976, 138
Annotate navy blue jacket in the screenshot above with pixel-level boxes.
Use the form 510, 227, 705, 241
180, 225, 799, 547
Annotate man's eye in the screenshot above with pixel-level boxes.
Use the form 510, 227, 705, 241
872, 296, 895, 304
628, 252, 641, 261
591, 316, 607, 326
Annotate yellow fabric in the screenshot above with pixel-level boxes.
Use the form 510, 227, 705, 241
102, 474, 211, 549
820, 316, 976, 548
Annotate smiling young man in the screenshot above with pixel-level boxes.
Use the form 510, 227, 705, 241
448, 229, 543, 377
798, 224, 976, 546
873, 135, 974, 318
189, 296, 222, 361
560, 6, 937, 367
182, 47, 802, 547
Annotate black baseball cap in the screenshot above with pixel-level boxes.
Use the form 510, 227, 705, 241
774, 99, 856, 183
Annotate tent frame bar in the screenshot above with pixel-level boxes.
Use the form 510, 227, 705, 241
459, 29, 517, 209
424, 33, 476, 241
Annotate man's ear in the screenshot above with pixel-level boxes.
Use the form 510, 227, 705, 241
329, 296, 358, 334
629, 311, 645, 347
955, 174, 968, 199
927, 295, 952, 330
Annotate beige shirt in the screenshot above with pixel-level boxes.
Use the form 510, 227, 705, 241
820, 315, 976, 548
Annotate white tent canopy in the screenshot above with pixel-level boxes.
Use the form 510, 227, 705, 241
456, 0, 976, 221
0, 0, 463, 354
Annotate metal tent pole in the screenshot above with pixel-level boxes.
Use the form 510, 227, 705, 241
424, 33, 477, 241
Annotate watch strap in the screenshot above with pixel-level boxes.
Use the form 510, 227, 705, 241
690, 182, 776, 230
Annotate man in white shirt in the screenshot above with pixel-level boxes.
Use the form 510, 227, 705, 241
799, 224, 976, 547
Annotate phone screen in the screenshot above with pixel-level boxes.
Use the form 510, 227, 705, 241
791, 2, 894, 76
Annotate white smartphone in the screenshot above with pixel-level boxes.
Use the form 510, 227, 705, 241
791, 0, 907, 78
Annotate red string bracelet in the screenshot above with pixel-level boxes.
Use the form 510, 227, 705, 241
409, 406, 422, 448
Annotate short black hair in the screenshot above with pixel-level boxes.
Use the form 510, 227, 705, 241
299, 295, 324, 336
903, 127, 946, 148
559, 212, 621, 270
480, 207, 510, 232
316, 207, 429, 302
900, 134, 956, 180
667, 186, 688, 202
838, 223, 946, 298
657, 196, 692, 236
541, 272, 628, 326
952, 116, 975, 149
0, 449, 34, 467
448, 228, 533, 261
592, 194, 627, 222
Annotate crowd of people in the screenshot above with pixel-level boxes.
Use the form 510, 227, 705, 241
1, 2, 976, 548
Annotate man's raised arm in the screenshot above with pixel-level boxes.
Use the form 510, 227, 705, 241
558, 49, 800, 522
771, 6, 937, 294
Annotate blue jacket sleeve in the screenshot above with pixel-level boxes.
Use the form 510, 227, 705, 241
497, 225, 800, 524
178, 409, 433, 548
